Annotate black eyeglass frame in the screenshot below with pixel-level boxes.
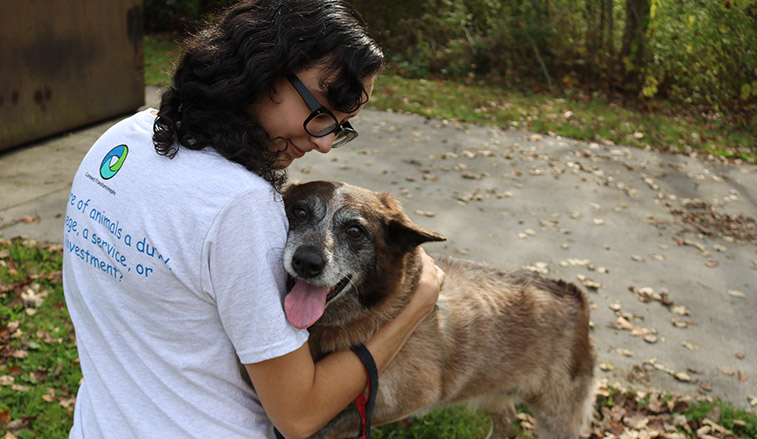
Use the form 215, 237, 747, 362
286, 73, 358, 148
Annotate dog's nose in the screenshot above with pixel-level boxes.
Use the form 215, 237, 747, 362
292, 246, 325, 278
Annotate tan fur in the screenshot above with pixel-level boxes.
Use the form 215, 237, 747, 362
282, 181, 596, 439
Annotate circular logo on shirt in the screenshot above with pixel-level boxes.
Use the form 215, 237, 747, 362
100, 144, 129, 180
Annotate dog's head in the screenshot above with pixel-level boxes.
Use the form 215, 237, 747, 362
281, 181, 445, 329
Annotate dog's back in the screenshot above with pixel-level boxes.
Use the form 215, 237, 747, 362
429, 256, 595, 437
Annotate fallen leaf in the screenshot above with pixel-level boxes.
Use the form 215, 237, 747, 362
696, 425, 713, 437
21, 283, 47, 307
615, 316, 636, 331
679, 239, 707, 252
576, 274, 602, 290
561, 258, 591, 267
15, 215, 41, 224
671, 317, 689, 328
523, 262, 549, 275
675, 372, 692, 382
58, 396, 76, 408
672, 414, 688, 427
613, 317, 658, 340
33, 367, 49, 382
671, 305, 691, 316
42, 388, 55, 402
413, 210, 436, 217
616, 348, 634, 357
727, 289, 746, 298
703, 417, 733, 435
717, 366, 735, 376
624, 413, 649, 429
705, 406, 722, 423
515, 412, 535, 430
644, 335, 659, 344
460, 170, 483, 180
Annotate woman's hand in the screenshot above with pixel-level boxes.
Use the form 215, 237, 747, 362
406, 247, 444, 319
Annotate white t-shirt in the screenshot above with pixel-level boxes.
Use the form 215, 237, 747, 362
62, 109, 309, 439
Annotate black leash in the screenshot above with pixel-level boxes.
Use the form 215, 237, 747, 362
273, 343, 378, 439
351, 343, 378, 439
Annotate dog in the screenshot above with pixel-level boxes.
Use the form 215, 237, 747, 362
282, 181, 596, 439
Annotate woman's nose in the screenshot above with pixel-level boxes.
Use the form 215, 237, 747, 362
310, 133, 335, 154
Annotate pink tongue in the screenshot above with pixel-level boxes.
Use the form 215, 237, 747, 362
284, 279, 329, 329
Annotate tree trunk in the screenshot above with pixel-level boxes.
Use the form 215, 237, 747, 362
604, 0, 615, 92
585, 0, 600, 87
619, 0, 650, 92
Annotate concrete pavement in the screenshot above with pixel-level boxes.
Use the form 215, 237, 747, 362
1, 86, 755, 410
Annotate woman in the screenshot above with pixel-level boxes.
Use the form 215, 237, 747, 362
61, 1, 442, 438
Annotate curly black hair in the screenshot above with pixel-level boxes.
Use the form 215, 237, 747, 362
152, 0, 384, 190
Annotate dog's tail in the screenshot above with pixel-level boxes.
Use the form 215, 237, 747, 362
544, 278, 597, 437
544, 278, 588, 310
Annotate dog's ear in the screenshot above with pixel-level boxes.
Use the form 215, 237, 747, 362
377, 191, 446, 252
387, 219, 446, 253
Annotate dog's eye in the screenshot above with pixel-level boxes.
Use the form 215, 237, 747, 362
292, 207, 308, 220
346, 226, 364, 239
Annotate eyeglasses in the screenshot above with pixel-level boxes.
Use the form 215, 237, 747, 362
286, 73, 358, 148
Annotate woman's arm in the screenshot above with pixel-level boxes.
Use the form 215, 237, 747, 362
245, 249, 443, 439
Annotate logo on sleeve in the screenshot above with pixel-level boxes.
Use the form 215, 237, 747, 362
100, 144, 129, 180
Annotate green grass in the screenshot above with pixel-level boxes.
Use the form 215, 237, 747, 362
373, 407, 492, 439
142, 33, 756, 163
685, 400, 757, 437
1, 238, 80, 439
144, 34, 182, 88
369, 75, 757, 163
